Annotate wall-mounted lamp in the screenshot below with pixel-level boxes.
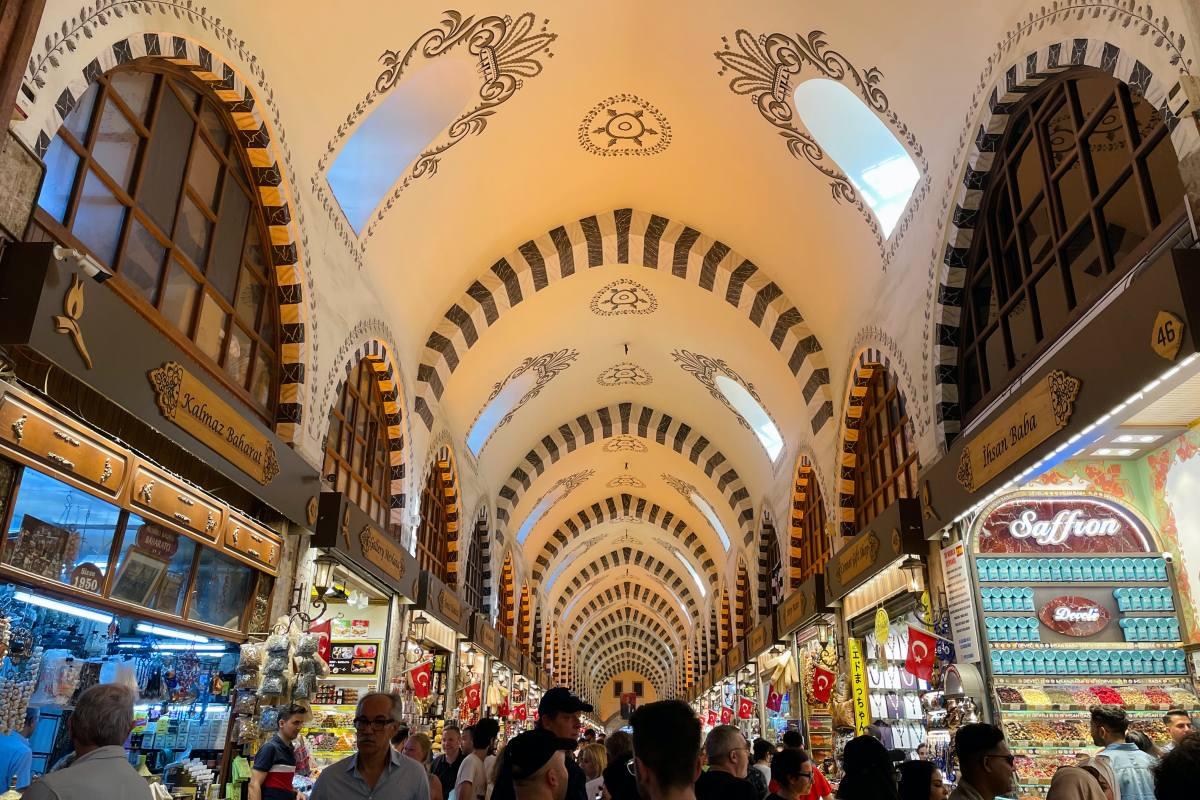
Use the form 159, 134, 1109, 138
899, 555, 925, 592
410, 612, 431, 642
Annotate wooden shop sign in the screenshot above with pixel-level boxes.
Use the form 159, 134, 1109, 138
438, 588, 465, 627
148, 361, 280, 486
956, 370, 1081, 493
746, 618, 775, 658
360, 525, 405, 582
472, 615, 501, 657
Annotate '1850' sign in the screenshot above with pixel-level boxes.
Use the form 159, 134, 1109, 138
148, 361, 280, 485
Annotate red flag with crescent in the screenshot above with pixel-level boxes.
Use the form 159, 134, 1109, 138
409, 661, 432, 698
499, 697, 510, 718
515, 703, 528, 721
811, 665, 835, 703
720, 705, 733, 724
766, 687, 783, 712
465, 682, 482, 709
706, 709, 717, 727
737, 696, 754, 720
905, 625, 937, 682
308, 619, 331, 663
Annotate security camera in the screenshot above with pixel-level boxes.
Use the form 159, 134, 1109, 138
52, 245, 114, 282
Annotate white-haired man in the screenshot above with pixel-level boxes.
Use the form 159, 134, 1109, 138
309, 692, 428, 800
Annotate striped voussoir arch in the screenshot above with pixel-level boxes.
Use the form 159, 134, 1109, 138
414, 209, 834, 435
471, 506, 493, 615
564, 583, 688, 640
575, 612, 680, 664
735, 560, 752, 639
932, 36, 1197, 447
497, 552, 515, 638
517, 582, 532, 653
579, 628, 676, 675
707, 606, 719, 668
553, 548, 700, 619
30, 33, 309, 441
325, 340, 408, 524
719, 585, 733, 650
790, 457, 826, 587
496, 402, 753, 541
569, 598, 687, 646
532, 492, 716, 585
590, 647, 670, 693
422, 445, 461, 586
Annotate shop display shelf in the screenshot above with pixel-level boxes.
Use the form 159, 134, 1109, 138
1009, 743, 1092, 751
1000, 704, 1199, 713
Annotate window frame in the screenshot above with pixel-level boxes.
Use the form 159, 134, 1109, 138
417, 462, 453, 585
32, 63, 281, 422
323, 358, 396, 534
463, 513, 486, 613
956, 69, 1186, 425
795, 465, 830, 582
852, 366, 919, 531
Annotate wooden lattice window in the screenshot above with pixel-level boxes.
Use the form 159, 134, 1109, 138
764, 528, 783, 616
324, 359, 394, 531
36, 64, 280, 418
853, 367, 919, 530
795, 465, 830, 582
464, 513, 486, 613
958, 70, 1186, 420
417, 463, 452, 583
497, 555, 514, 640
736, 563, 753, 639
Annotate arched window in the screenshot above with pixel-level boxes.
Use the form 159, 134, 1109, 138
958, 70, 1185, 419
735, 561, 752, 639
497, 553, 515, 639
721, 586, 733, 650
36, 64, 280, 418
324, 358, 395, 532
463, 509, 487, 612
853, 366, 918, 530
793, 463, 830, 583
761, 521, 783, 618
417, 461, 453, 584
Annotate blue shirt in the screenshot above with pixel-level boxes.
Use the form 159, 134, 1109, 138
0, 732, 32, 789
309, 749, 430, 800
1100, 743, 1157, 800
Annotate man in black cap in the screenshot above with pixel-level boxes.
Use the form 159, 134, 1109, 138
536, 688, 593, 800
497, 729, 573, 800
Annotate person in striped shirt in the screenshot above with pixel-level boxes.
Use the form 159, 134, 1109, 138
250, 705, 309, 800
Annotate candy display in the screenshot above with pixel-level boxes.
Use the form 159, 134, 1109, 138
1119, 617, 1181, 641
990, 648, 1188, 675
1002, 718, 1090, 745
977, 557, 1167, 582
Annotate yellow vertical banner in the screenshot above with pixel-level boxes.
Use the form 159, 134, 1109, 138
847, 638, 870, 735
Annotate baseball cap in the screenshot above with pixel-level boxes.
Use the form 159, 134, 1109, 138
538, 686, 594, 715
500, 728, 576, 780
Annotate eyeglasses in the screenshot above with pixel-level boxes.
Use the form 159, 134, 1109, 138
984, 754, 1016, 767
797, 771, 813, 781
353, 717, 396, 731
625, 760, 637, 777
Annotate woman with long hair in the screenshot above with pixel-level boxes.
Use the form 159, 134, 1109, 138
402, 732, 445, 800
835, 735, 898, 800
898, 760, 948, 800
578, 743, 608, 800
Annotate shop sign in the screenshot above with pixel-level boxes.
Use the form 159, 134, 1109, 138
70, 562, 103, 594
1038, 596, 1112, 637
329, 640, 379, 676
834, 532, 880, 590
776, 590, 809, 634
472, 615, 501, 657
136, 523, 180, 560
977, 496, 1153, 554
1151, 310, 1185, 361
437, 588, 465, 627
874, 608, 890, 650
939, 541, 982, 663
147, 361, 280, 486
956, 370, 1081, 493
847, 637, 870, 735
827, 499, 924, 600
746, 619, 774, 658
359, 525, 405, 582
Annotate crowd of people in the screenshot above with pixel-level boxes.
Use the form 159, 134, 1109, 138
9, 684, 1199, 800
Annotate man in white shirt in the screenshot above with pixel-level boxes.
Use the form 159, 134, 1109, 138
457, 718, 500, 800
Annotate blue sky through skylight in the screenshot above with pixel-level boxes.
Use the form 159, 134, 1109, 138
715, 375, 783, 461
793, 78, 920, 237
327, 58, 477, 234
690, 491, 730, 551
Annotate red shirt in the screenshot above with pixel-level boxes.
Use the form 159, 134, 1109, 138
769, 766, 832, 800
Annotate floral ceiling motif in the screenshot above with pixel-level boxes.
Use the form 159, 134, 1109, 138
596, 362, 653, 387
671, 348, 783, 458
604, 436, 648, 453
578, 94, 672, 157
607, 474, 646, 488
590, 279, 658, 316
468, 348, 579, 454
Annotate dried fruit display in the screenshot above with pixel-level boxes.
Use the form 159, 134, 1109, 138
1130, 718, 1170, 744
996, 687, 1024, 703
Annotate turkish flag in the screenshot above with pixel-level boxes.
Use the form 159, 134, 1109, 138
499, 697, 510, 718
905, 625, 937, 682
308, 620, 331, 663
766, 687, 783, 712
720, 705, 733, 724
515, 703, 528, 721
465, 682, 482, 709
706, 709, 718, 727
811, 666, 835, 703
409, 661, 432, 698
737, 696, 754, 719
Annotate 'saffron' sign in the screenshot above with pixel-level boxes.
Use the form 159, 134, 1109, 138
148, 361, 279, 485
977, 496, 1153, 554
956, 370, 1081, 493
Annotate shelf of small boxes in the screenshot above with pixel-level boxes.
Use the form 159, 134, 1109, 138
303, 705, 359, 759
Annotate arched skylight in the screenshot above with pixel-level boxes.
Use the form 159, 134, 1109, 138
661, 540, 707, 598
327, 57, 477, 234
690, 491, 730, 551
793, 78, 920, 237
468, 368, 539, 456
715, 375, 784, 461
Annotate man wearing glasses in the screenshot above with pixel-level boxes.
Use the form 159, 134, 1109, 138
309, 693, 430, 800
948, 724, 1015, 800
695, 726, 757, 800
764, 748, 812, 800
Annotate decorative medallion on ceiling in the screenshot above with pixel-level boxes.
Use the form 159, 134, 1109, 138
466, 348, 579, 456
671, 349, 785, 463
590, 279, 658, 316
607, 475, 646, 488
715, 29, 929, 267
578, 94, 672, 157
603, 436, 648, 453
597, 362, 653, 387
315, 11, 558, 257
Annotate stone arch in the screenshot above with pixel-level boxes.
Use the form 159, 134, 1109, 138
578, 628, 676, 676
756, 510, 783, 619
496, 550, 515, 639
496, 402, 753, 541
572, 606, 684, 657
531, 493, 717, 585
590, 645, 671, 689
931, 35, 1199, 448
322, 337, 409, 525
418, 442, 461, 584
734, 560, 753, 639
462, 502, 491, 614
564, 584, 689, 641
591, 654, 669, 699
25, 31, 313, 443
790, 453, 832, 586
553, 549, 701, 619
414, 209, 834, 439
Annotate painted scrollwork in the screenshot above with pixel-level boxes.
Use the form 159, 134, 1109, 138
469, 348, 579, 454
671, 349, 782, 459
1047, 370, 1082, 425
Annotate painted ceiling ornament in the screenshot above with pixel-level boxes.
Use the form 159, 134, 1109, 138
590, 279, 658, 316
714, 29, 929, 266
468, 348, 579, 454
596, 362, 653, 387
607, 475, 646, 489
671, 348, 783, 451
604, 436, 647, 453
578, 93, 672, 156
661, 473, 697, 501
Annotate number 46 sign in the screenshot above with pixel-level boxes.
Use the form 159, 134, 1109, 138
1152, 311, 1185, 361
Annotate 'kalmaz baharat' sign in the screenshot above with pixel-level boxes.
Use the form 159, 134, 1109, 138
977, 495, 1154, 554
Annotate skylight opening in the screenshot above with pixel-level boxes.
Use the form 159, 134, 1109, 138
327, 57, 478, 234
690, 491, 730, 551
668, 543, 708, 598
516, 484, 566, 544
793, 78, 920, 237
467, 368, 539, 456
714, 375, 784, 461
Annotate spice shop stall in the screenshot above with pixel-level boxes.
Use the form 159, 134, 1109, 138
773, 575, 834, 762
